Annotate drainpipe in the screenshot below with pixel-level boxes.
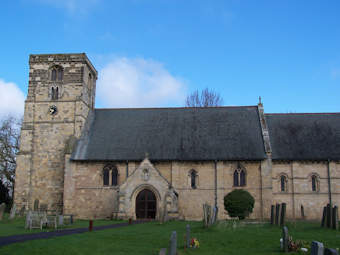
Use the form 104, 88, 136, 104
327, 159, 332, 207
290, 161, 295, 220
126, 161, 129, 179
214, 160, 217, 208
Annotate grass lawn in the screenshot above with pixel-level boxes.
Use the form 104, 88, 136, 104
0, 213, 125, 237
0, 219, 339, 255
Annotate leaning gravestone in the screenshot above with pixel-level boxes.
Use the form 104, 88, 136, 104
321, 206, 327, 228
9, 204, 16, 219
282, 226, 289, 253
325, 248, 339, 255
0, 203, 6, 220
270, 205, 275, 224
169, 231, 177, 255
332, 206, 338, 230
280, 203, 286, 227
186, 224, 191, 248
311, 241, 324, 255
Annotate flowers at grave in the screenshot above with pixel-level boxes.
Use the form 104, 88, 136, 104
287, 236, 310, 252
190, 238, 200, 248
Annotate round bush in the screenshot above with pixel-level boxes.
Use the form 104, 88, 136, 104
224, 189, 255, 220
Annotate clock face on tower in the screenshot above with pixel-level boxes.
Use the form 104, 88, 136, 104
49, 105, 58, 115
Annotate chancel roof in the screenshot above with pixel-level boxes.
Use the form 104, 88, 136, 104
266, 113, 340, 160
71, 106, 267, 161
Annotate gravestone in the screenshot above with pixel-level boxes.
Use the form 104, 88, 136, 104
301, 205, 305, 219
210, 206, 218, 225
311, 241, 324, 255
282, 226, 289, 253
25, 211, 32, 229
9, 204, 16, 219
332, 206, 338, 230
321, 206, 327, 227
169, 231, 177, 255
270, 205, 275, 224
186, 224, 191, 248
159, 248, 167, 255
325, 248, 339, 255
280, 203, 286, 226
275, 203, 281, 225
34, 199, 39, 211
0, 203, 6, 220
58, 215, 64, 226
326, 204, 332, 228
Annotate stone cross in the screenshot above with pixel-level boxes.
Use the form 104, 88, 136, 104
169, 231, 177, 255
0, 203, 6, 220
311, 241, 324, 255
332, 206, 339, 230
186, 224, 191, 248
282, 226, 289, 253
325, 248, 339, 255
9, 204, 16, 219
280, 203, 286, 227
270, 205, 275, 224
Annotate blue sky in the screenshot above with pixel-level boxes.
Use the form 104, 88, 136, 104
1, 0, 340, 118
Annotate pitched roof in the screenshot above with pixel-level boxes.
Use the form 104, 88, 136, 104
266, 113, 340, 160
71, 106, 266, 161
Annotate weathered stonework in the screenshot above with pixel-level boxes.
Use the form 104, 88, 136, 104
14, 53, 339, 221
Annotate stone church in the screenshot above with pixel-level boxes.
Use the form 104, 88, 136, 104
14, 53, 340, 220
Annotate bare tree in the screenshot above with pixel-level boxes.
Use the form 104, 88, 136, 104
0, 116, 20, 204
185, 88, 224, 107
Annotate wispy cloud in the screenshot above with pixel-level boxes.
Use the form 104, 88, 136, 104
34, 0, 100, 14
96, 57, 187, 108
0, 79, 25, 119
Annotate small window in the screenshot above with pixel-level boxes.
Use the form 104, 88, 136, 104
280, 175, 287, 192
51, 86, 59, 100
311, 175, 319, 192
103, 169, 109, 186
112, 168, 118, 186
190, 170, 197, 189
233, 168, 246, 187
51, 66, 63, 81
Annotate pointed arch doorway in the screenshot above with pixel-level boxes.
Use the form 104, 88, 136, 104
135, 189, 157, 219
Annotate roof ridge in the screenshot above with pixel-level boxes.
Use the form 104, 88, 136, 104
266, 112, 340, 116
94, 105, 258, 111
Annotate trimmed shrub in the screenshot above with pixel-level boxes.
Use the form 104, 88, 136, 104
224, 189, 255, 220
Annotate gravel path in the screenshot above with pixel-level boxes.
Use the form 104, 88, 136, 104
0, 220, 146, 247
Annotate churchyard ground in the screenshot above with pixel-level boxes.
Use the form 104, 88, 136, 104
0, 218, 339, 255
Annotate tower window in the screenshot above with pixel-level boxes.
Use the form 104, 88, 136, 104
51, 87, 59, 100
51, 66, 63, 81
233, 167, 246, 187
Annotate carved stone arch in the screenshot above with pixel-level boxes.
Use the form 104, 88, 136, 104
130, 184, 161, 202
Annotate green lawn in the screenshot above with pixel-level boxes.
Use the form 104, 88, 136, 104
0, 213, 125, 237
0, 219, 339, 255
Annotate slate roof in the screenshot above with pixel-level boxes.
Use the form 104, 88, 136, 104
71, 106, 266, 161
266, 113, 340, 160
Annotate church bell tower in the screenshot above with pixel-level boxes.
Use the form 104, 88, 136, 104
14, 53, 97, 212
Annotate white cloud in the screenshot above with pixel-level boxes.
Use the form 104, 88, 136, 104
96, 57, 187, 108
0, 79, 25, 120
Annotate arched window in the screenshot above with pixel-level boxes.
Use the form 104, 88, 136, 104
311, 174, 319, 192
233, 167, 246, 187
189, 170, 197, 189
103, 169, 109, 186
51, 66, 63, 81
280, 175, 287, 192
233, 170, 239, 186
112, 167, 118, 186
